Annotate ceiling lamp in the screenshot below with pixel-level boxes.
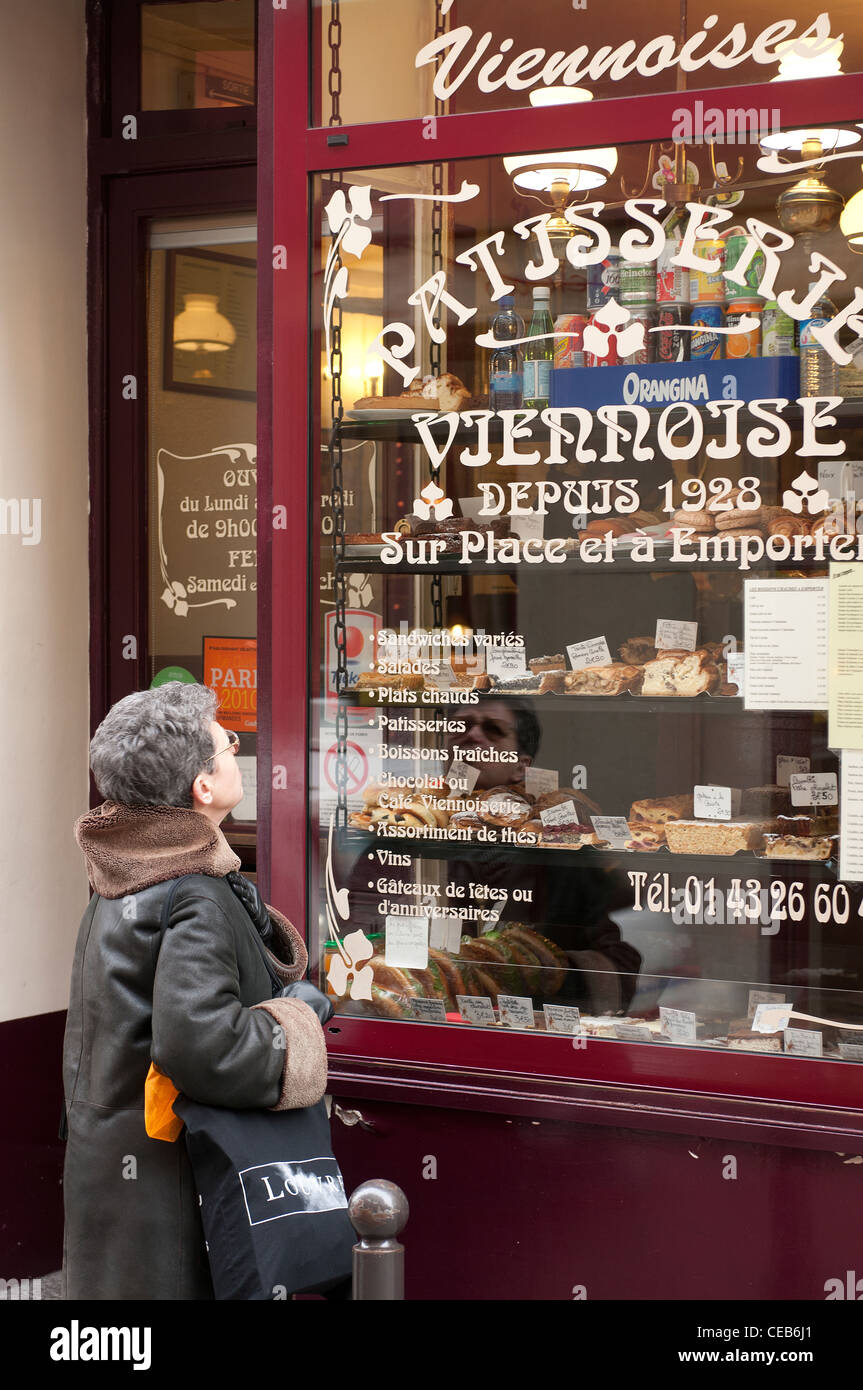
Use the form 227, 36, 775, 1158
771, 34, 844, 81
173, 293, 236, 352
503, 88, 618, 254
841, 172, 863, 253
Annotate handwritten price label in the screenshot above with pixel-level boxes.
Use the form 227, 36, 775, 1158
752, 1002, 793, 1034
525, 766, 559, 797
385, 916, 429, 970
497, 995, 535, 1029
543, 1004, 582, 1035
656, 619, 698, 652
445, 758, 481, 794
566, 636, 612, 671
784, 1027, 822, 1057
748, 989, 786, 1019
540, 799, 579, 827
410, 998, 448, 1022
456, 995, 495, 1026
693, 785, 741, 820
777, 755, 810, 787
789, 772, 838, 806
590, 815, 631, 847
486, 648, 528, 681
660, 1007, 697, 1042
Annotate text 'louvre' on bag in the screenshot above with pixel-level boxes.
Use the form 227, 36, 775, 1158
173, 1095, 355, 1300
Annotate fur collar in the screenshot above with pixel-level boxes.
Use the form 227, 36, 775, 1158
75, 800, 241, 899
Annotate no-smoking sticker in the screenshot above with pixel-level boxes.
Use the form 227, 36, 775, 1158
323, 740, 368, 796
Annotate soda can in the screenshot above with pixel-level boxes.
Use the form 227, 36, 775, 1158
762, 301, 798, 357
656, 304, 691, 364
553, 314, 588, 368
585, 311, 620, 367
690, 304, 724, 360
586, 249, 622, 311
656, 239, 690, 304
620, 259, 656, 305
725, 299, 762, 359
623, 308, 656, 364
724, 233, 766, 300
689, 238, 726, 303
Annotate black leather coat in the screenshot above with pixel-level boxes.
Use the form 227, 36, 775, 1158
62, 873, 312, 1300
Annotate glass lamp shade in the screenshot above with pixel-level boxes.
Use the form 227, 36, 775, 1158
503, 150, 618, 194
503, 84, 618, 194
761, 126, 860, 155
173, 294, 236, 352
841, 185, 863, 251
771, 35, 844, 81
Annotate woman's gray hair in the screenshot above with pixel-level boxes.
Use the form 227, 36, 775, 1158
89, 682, 220, 807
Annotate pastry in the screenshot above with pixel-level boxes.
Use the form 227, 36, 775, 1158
716, 506, 765, 531
618, 636, 657, 665
563, 663, 643, 695
664, 819, 779, 854
538, 670, 566, 694
529, 654, 566, 673
353, 372, 471, 413
671, 508, 715, 532
579, 517, 633, 539
478, 788, 532, 828
628, 794, 693, 823
768, 512, 809, 537
354, 670, 425, 691
740, 784, 794, 817
761, 834, 835, 861
624, 821, 668, 852
639, 649, 720, 697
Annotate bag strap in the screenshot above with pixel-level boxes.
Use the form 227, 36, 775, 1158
160, 874, 195, 938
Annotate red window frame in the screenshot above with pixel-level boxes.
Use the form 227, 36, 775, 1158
260, 1, 863, 1141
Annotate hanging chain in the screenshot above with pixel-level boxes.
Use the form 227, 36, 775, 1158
327, 1, 348, 827
429, 0, 445, 629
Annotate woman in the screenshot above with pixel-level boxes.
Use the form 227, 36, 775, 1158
62, 681, 328, 1300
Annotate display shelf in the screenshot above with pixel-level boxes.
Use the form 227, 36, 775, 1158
337, 828, 840, 878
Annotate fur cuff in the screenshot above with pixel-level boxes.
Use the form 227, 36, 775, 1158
252, 997, 328, 1110
263, 905, 308, 986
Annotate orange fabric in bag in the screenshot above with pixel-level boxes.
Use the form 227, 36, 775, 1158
144, 1062, 184, 1142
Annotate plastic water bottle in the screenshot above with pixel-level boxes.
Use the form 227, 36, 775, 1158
524, 286, 554, 408
489, 295, 524, 410
800, 283, 839, 395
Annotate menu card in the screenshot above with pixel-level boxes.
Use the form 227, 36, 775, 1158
829, 562, 863, 749
744, 579, 828, 711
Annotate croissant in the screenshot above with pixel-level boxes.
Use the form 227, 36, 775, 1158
768, 513, 808, 537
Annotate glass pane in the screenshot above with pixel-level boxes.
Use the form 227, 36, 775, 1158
147, 216, 258, 840
141, 0, 255, 111
310, 122, 863, 1062
313, 0, 861, 126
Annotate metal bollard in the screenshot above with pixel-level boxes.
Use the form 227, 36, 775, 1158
349, 1179, 409, 1300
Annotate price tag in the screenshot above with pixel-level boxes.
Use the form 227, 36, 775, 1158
509, 514, 544, 542
542, 1003, 582, 1035
456, 995, 495, 1026
445, 758, 481, 794
410, 997, 448, 1022
751, 1002, 793, 1034
655, 619, 698, 652
784, 1027, 822, 1057
486, 647, 528, 681
590, 815, 632, 847
725, 652, 745, 691
777, 755, 810, 787
525, 766, 559, 797
458, 495, 486, 521
428, 919, 448, 951
838, 1042, 863, 1061
660, 1006, 697, 1043
613, 1022, 653, 1041
540, 799, 579, 827
789, 771, 838, 807
748, 989, 786, 1019
693, 785, 741, 820
445, 918, 463, 955
497, 995, 535, 1029
385, 916, 429, 970
566, 636, 612, 671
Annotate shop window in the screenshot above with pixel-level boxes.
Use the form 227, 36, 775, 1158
147, 214, 258, 843
141, 0, 256, 111
311, 119, 863, 1060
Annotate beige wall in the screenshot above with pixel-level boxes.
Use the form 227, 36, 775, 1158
0, 1, 88, 1021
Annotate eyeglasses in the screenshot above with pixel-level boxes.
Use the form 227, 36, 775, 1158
211, 729, 240, 761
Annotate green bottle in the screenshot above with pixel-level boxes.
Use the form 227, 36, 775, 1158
523, 286, 553, 408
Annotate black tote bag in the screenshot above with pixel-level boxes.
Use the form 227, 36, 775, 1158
174, 1095, 355, 1300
